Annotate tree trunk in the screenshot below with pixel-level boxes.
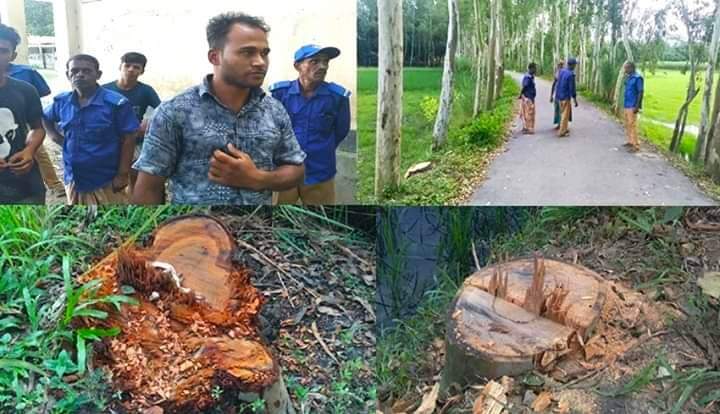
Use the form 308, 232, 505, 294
695, 4, 720, 164
79, 216, 293, 413
433, 0, 459, 150
494, 0, 504, 101
484, 0, 497, 110
440, 257, 605, 392
554, 3, 561, 64
612, 22, 634, 116
375, 0, 404, 199
707, 111, 720, 182
473, 0, 483, 117
705, 70, 720, 158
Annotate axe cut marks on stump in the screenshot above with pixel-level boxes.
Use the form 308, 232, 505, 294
79, 215, 294, 414
441, 257, 606, 392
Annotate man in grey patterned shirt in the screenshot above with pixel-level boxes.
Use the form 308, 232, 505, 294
131, 12, 306, 204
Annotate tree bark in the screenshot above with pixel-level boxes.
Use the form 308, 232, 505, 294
612, 22, 635, 117
494, 0, 505, 101
375, 0, 404, 199
695, 3, 720, 164
484, 0, 497, 110
473, 0, 483, 117
433, 0, 460, 150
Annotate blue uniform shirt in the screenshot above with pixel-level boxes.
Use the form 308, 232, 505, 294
270, 80, 350, 185
43, 86, 140, 192
624, 72, 644, 109
521, 73, 536, 101
8, 64, 51, 97
555, 68, 577, 101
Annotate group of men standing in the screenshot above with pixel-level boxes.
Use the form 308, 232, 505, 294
0, 11, 350, 205
518, 58, 644, 152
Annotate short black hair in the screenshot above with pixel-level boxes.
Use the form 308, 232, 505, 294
67, 54, 100, 71
121, 52, 148, 68
625, 61, 636, 70
206, 12, 270, 49
528, 62, 537, 71
0, 24, 21, 51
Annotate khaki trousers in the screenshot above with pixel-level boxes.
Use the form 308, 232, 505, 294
35, 145, 65, 193
276, 179, 336, 205
558, 100, 572, 136
624, 109, 639, 148
65, 181, 129, 205
520, 97, 536, 133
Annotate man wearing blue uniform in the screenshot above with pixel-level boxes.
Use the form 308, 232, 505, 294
623, 61, 644, 153
555, 57, 579, 138
42, 54, 140, 205
7, 50, 66, 199
103, 52, 161, 191
271, 44, 351, 205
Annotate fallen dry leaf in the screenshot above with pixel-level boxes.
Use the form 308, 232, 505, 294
414, 383, 440, 414
698, 272, 720, 299
531, 391, 552, 412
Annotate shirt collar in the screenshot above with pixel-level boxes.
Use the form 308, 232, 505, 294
199, 74, 265, 111
7, 63, 24, 76
290, 79, 330, 96
70, 85, 105, 107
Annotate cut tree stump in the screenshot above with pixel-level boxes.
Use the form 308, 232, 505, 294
440, 257, 606, 393
79, 215, 294, 414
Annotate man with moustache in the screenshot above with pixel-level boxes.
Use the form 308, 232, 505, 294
0, 24, 46, 204
42, 54, 139, 205
132, 12, 306, 205
270, 44, 350, 205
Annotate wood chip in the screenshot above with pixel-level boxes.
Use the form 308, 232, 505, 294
472, 380, 507, 414
531, 391, 552, 412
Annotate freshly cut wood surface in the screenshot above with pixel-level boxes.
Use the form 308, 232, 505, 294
464, 258, 605, 337
79, 215, 287, 413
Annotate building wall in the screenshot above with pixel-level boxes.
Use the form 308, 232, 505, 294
75, 0, 357, 128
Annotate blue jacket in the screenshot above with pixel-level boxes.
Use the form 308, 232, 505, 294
270, 80, 351, 185
555, 68, 577, 101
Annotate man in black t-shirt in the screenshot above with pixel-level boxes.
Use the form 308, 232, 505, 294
0, 24, 46, 204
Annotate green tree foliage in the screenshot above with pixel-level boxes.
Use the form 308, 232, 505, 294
25, 0, 54, 36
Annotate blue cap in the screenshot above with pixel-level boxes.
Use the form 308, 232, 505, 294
294, 44, 341, 63
567, 57, 578, 65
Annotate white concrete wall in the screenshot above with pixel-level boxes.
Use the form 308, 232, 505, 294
73, 0, 357, 127
0, 0, 28, 64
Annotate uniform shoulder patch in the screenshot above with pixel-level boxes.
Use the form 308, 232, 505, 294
102, 89, 128, 106
269, 80, 292, 92
54, 91, 73, 101
327, 82, 351, 98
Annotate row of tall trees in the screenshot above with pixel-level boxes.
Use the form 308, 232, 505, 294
370, 0, 720, 198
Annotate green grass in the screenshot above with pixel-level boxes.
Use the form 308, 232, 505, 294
642, 69, 714, 127
358, 65, 519, 204
0, 206, 197, 413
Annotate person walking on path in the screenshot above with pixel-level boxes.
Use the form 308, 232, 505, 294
555, 57, 578, 137
622, 61, 644, 153
43, 54, 140, 205
550, 60, 567, 129
270, 44, 351, 205
519, 62, 537, 135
